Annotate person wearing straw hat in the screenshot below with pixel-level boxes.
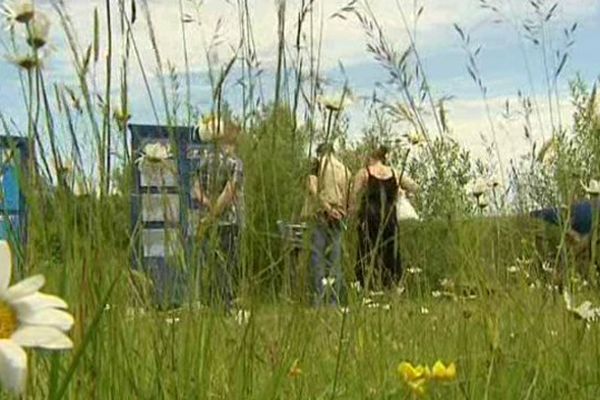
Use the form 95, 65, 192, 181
192, 116, 244, 310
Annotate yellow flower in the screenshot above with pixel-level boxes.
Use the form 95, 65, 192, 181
288, 359, 302, 378
398, 362, 430, 382
407, 378, 427, 397
431, 360, 457, 381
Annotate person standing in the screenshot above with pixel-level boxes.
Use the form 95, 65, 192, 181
304, 143, 351, 305
350, 146, 418, 289
192, 120, 244, 309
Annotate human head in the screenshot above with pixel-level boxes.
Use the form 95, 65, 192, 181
316, 142, 334, 158
368, 145, 389, 164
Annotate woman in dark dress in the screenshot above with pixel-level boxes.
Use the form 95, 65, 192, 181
350, 146, 418, 289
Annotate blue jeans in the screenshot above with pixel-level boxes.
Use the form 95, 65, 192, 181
310, 220, 345, 305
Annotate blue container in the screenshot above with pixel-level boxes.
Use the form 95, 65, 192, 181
0, 136, 31, 275
129, 124, 210, 307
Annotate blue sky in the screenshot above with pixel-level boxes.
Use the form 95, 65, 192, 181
0, 0, 598, 167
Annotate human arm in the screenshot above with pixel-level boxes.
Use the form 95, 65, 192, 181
348, 168, 368, 216
192, 177, 211, 208
399, 173, 419, 194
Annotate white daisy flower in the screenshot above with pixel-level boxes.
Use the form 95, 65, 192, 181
477, 195, 489, 210
321, 277, 336, 289
431, 290, 442, 298
420, 307, 430, 315
541, 262, 553, 273
507, 266, 520, 274
564, 291, 600, 323
165, 317, 180, 325
0, 241, 74, 394
1, 0, 34, 27
407, 267, 422, 275
470, 178, 488, 199
136, 142, 172, 167
316, 91, 354, 112
25, 11, 49, 49
349, 281, 361, 292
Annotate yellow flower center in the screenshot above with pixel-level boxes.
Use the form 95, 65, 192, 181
0, 301, 18, 339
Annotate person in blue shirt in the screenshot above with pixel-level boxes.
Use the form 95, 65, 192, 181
531, 198, 600, 257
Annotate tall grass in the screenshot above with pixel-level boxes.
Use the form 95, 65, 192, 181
0, 0, 599, 398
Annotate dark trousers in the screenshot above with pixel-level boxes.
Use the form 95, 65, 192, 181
197, 223, 239, 309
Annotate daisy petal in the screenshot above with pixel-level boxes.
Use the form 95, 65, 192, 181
11, 326, 73, 350
19, 308, 74, 331
0, 339, 26, 395
0, 241, 12, 291
4, 275, 45, 301
12, 292, 68, 316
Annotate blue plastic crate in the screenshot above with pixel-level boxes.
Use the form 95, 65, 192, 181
129, 124, 211, 306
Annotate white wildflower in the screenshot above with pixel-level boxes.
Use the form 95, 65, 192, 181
0, 241, 74, 395
507, 266, 520, 274
407, 267, 422, 275
321, 277, 336, 289
431, 290, 442, 298
25, 11, 49, 49
316, 91, 354, 112
235, 309, 251, 325
471, 178, 488, 199
564, 291, 600, 323
541, 262, 553, 273
420, 307, 430, 315
1, 1, 34, 27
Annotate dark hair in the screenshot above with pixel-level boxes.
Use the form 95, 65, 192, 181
370, 145, 389, 162
316, 142, 333, 156
310, 157, 320, 175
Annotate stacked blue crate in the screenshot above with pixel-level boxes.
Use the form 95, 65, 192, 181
129, 124, 209, 307
0, 137, 30, 274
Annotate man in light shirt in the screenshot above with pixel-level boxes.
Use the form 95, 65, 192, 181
304, 143, 351, 305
